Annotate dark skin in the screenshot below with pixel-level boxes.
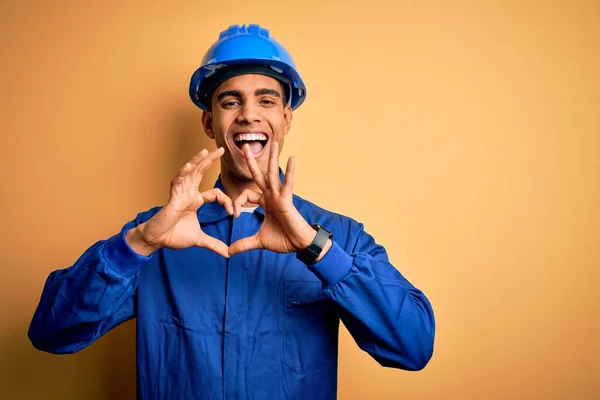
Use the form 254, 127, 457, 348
125, 73, 331, 260
201, 75, 292, 202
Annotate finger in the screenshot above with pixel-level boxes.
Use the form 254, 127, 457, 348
229, 234, 263, 256
242, 144, 268, 191
233, 189, 262, 218
196, 147, 224, 174
267, 141, 280, 191
281, 156, 295, 197
174, 149, 208, 189
193, 147, 225, 183
196, 233, 230, 258
190, 148, 209, 165
200, 188, 233, 215
171, 162, 195, 186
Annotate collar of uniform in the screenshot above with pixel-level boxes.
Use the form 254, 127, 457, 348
196, 169, 286, 223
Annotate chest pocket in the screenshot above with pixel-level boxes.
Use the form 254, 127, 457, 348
283, 280, 338, 374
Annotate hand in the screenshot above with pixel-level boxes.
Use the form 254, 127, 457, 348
126, 148, 233, 258
228, 141, 317, 256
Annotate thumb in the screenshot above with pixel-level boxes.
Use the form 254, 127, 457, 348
228, 234, 263, 256
195, 233, 230, 258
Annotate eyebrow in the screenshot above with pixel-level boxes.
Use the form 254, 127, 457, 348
216, 88, 281, 102
216, 90, 241, 102
255, 88, 281, 98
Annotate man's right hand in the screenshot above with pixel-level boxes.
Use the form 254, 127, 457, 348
125, 147, 233, 258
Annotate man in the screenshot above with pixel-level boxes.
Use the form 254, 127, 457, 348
29, 24, 435, 399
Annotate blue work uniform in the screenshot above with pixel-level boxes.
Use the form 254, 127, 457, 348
29, 175, 435, 400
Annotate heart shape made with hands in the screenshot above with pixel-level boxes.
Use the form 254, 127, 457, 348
191, 141, 316, 258
128, 142, 317, 260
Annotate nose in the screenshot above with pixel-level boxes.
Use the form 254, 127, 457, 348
236, 101, 262, 124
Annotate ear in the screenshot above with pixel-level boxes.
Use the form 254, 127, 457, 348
283, 105, 293, 136
202, 110, 214, 139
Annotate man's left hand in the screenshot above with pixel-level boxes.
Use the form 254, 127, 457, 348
228, 141, 320, 256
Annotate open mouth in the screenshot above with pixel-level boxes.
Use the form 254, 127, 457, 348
233, 132, 269, 155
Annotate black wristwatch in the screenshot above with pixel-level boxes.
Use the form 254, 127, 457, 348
296, 223, 333, 265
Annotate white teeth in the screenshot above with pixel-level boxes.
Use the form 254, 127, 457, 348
233, 133, 268, 142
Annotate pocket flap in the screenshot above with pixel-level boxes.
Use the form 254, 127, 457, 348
284, 280, 327, 306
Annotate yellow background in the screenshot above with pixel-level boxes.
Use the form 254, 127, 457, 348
1, 1, 599, 399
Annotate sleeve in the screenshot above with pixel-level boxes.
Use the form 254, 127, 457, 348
28, 217, 154, 354
307, 223, 435, 371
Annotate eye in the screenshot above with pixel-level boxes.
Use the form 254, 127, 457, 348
260, 99, 276, 107
222, 100, 241, 108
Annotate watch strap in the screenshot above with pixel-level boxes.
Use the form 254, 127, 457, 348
296, 224, 333, 265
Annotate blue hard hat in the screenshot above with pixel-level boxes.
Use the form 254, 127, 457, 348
189, 24, 306, 111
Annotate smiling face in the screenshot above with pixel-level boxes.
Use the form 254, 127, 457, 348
202, 74, 293, 182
